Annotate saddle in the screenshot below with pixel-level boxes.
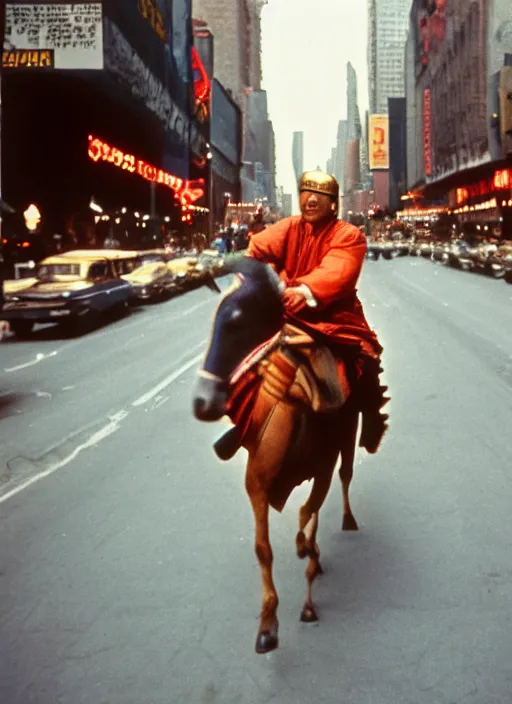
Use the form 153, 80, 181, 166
214, 325, 350, 461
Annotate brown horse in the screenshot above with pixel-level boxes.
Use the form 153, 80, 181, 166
193, 258, 365, 654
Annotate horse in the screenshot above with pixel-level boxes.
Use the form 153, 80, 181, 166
193, 258, 368, 654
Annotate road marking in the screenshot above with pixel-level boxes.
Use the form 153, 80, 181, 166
132, 351, 204, 407
0, 345, 207, 504
0, 411, 128, 504
4, 350, 58, 373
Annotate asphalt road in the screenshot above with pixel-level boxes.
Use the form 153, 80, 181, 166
1, 259, 511, 704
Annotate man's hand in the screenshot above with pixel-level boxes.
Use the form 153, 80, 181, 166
282, 287, 307, 314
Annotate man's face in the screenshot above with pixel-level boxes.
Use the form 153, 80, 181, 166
299, 190, 335, 224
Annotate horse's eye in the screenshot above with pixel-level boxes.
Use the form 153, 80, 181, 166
228, 308, 243, 327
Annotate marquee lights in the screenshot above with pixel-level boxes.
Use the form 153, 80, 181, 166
87, 135, 205, 205
455, 168, 511, 206
423, 89, 432, 176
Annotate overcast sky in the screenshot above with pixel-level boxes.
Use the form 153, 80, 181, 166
261, 0, 368, 207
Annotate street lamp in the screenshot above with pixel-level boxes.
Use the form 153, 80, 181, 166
206, 149, 214, 241
89, 197, 103, 214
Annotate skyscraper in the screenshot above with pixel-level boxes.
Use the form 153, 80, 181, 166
368, 0, 411, 114
334, 120, 348, 189
346, 62, 361, 141
292, 131, 304, 184
191, 0, 268, 107
344, 63, 362, 216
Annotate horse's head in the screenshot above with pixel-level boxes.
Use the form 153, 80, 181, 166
193, 258, 284, 421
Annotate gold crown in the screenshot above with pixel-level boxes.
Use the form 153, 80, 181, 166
298, 171, 339, 199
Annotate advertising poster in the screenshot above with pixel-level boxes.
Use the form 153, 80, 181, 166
4, 3, 103, 70
369, 114, 389, 170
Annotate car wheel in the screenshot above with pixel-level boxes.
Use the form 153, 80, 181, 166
11, 320, 34, 338
112, 300, 130, 318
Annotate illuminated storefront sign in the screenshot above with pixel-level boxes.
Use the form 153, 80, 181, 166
87, 135, 204, 204
192, 46, 210, 123
423, 89, 432, 176
2, 49, 54, 69
455, 168, 511, 206
368, 115, 389, 170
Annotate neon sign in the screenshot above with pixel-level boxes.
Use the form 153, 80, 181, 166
192, 47, 211, 113
455, 169, 511, 206
87, 135, 205, 205
2, 49, 54, 69
423, 89, 432, 176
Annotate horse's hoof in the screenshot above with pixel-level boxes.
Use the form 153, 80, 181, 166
300, 604, 318, 623
255, 628, 279, 654
342, 514, 359, 531
296, 531, 308, 559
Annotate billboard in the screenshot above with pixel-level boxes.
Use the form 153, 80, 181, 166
369, 114, 389, 170
4, 3, 103, 70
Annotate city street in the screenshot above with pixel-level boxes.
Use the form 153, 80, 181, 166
1, 258, 512, 704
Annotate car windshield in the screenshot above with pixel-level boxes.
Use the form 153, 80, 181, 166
37, 263, 82, 281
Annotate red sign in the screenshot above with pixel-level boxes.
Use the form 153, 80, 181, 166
423, 89, 432, 176
455, 168, 511, 206
87, 135, 205, 205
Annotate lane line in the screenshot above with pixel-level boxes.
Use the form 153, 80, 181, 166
4, 350, 58, 373
0, 345, 206, 504
0, 411, 128, 504
132, 351, 204, 407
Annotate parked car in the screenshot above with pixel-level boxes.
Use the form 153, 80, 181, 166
381, 241, 398, 260
122, 250, 178, 302
394, 240, 411, 257
488, 242, 512, 281
366, 241, 382, 260
1, 249, 137, 337
431, 240, 450, 263
167, 255, 211, 288
198, 249, 224, 276
452, 240, 498, 274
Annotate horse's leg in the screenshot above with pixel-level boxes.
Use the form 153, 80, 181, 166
245, 400, 297, 654
246, 467, 279, 654
339, 410, 359, 531
296, 470, 334, 623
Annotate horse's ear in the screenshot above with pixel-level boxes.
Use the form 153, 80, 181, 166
203, 273, 222, 294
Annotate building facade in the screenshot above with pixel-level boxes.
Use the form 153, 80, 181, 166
210, 78, 242, 224
406, 0, 512, 233
368, 0, 411, 114
388, 97, 407, 211
192, 0, 274, 208
2, 0, 206, 256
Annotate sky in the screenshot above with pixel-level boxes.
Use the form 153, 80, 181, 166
261, 0, 369, 206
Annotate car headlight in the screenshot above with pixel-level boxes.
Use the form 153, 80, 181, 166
61, 291, 71, 299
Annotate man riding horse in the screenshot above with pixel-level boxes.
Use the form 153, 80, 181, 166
247, 170, 387, 454
193, 170, 389, 652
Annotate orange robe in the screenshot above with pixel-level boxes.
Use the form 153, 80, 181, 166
247, 215, 382, 359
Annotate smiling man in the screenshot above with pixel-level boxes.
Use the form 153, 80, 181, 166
247, 170, 388, 453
